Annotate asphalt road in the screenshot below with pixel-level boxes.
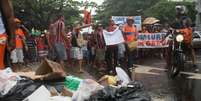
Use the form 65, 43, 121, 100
133, 51, 201, 101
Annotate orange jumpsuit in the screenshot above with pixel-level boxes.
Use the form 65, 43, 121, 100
122, 24, 137, 42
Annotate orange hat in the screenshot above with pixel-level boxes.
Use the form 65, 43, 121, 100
14, 18, 21, 23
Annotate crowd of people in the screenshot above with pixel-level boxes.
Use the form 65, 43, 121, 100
1, 15, 140, 74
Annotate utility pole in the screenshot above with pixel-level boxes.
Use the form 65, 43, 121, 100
196, 0, 201, 31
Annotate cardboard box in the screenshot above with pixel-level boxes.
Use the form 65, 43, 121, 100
19, 59, 67, 80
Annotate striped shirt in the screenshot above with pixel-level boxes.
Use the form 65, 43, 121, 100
54, 20, 65, 43
94, 31, 105, 49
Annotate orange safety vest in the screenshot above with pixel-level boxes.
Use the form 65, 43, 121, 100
123, 24, 136, 42
0, 33, 7, 69
15, 28, 25, 48
179, 27, 192, 44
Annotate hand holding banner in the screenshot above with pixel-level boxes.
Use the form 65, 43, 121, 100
103, 27, 125, 46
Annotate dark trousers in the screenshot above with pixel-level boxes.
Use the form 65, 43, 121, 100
105, 45, 118, 73
125, 44, 133, 68
4, 48, 11, 68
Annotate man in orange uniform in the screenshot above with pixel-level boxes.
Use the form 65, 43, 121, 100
0, 0, 15, 70
122, 16, 137, 68
179, 24, 196, 67
10, 18, 27, 68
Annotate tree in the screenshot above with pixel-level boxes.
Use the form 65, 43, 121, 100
95, 0, 165, 26
12, 0, 82, 30
95, 0, 196, 26
144, 1, 197, 24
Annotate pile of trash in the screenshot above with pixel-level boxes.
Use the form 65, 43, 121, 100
0, 59, 151, 101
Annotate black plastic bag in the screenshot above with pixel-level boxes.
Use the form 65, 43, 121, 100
87, 81, 151, 101
0, 77, 41, 101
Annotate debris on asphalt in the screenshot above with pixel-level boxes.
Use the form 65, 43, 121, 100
0, 60, 151, 101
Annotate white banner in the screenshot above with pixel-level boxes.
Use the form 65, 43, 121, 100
103, 27, 125, 46
137, 33, 169, 48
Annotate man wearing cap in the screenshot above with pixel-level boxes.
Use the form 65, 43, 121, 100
105, 19, 119, 74
122, 16, 137, 68
0, 0, 15, 70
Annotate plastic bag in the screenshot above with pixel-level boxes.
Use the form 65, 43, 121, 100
72, 79, 103, 101
116, 67, 131, 86
87, 86, 117, 101
0, 68, 20, 96
64, 76, 82, 91
0, 77, 41, 101
87, 81, 151, 101
48, 96, 71, 101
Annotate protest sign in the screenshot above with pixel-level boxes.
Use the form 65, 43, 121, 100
137, 33, 169, 48
103, 27, 125, 46
112, 16, 142, 31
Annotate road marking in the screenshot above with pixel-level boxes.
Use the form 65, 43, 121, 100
181, 71, 201, 80
134, 65, 201, 80
134, 65, 166, 75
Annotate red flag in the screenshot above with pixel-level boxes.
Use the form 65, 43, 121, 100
83, 9, 91, 24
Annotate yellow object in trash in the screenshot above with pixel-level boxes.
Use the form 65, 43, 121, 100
98, 75, 117, 86
127, 40, 138, 51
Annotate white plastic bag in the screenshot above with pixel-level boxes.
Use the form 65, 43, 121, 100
116, 67, 131, 86
48, 96, 71, 101
23, 85, 51, 101
72, 79, 103, 101
0, 68, 19, 95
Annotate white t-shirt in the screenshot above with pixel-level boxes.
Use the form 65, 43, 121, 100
0, 11, 6, 34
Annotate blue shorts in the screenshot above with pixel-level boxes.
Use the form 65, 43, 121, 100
53, 43, 67, 60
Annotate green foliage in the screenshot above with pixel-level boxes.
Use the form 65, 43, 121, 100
95, 0, 165, 26
12, 0, 82, 30
95, 0, 196, 26
144, 1, 197, 24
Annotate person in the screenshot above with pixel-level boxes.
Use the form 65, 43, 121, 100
49, 15, 68, 69
25, 34, 37, 62
71, 23, 92, 73
36, 34, 48, 61
105, 18, 119, 74
165, 5, 197, 71
88, 32, 96, 67
180, 23, 196, 67
71, 25, 80, 72
122, 16, 137, 69
19, 20, 30, 66
82, 33, 90, 65
141, 26, 150, 33
10, 18, 28, 71
0, 0, 15, 70
176, 5, 196, 68
94, 24, 105, 69
65, 26, 73, 66
47, 20, 56, 60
